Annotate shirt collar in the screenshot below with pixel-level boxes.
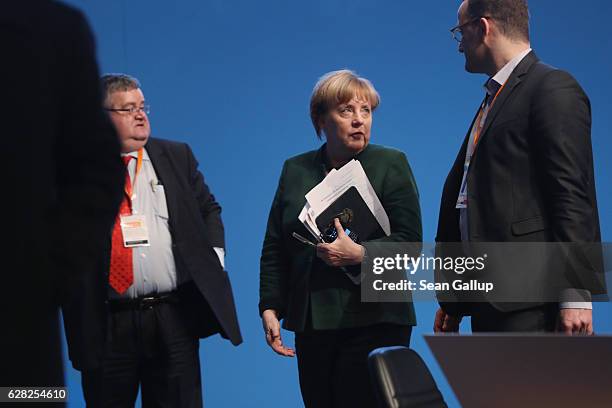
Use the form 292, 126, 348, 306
120, 148, 150, 161
484, 47, 532, 95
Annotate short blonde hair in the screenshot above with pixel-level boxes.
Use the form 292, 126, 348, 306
310, 69, 380, 138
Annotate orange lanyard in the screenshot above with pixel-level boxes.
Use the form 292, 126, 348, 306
125, 148, 143, 199
473, 81, 506, 146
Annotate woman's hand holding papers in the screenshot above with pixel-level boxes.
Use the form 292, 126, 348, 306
316, 218, 365, 267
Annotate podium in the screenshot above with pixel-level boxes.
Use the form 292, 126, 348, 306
425, 334, 612, 408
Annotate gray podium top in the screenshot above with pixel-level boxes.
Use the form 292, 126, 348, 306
425, 334, 612, 408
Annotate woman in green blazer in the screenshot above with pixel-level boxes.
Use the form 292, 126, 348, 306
259, 70, 422, 408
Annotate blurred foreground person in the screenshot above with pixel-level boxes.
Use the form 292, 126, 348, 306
0, 0, 124, 394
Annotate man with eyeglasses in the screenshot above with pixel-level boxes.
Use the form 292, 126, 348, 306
434, 0, 604, 334
81, 74, 242, 407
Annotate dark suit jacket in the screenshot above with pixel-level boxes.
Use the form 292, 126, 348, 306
139, 138, 242, 345
260, 144, 422, 332
1, 0, 124, 381
436, 51, 605, 316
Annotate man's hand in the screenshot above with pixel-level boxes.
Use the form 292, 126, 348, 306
433, 307, 461, 333
316, 218, 364, 267
262, 309, 295, 357
558, 308, 593, 335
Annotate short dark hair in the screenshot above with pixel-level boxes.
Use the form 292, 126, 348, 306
100, 73, 141, 104
466, 0, 530, 42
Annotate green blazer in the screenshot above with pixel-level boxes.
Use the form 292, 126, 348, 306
259, 143, 422, 332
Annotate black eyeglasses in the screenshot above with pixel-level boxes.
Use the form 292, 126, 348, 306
450, 16, 490, 43
105, 105, 150, 115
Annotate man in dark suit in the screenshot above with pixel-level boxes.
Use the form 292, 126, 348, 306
434, 0, 603, 333
1, 0, 124, 391
81, 74, 242, 407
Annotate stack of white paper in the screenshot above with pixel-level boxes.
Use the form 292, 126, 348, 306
298, 159, 390, 242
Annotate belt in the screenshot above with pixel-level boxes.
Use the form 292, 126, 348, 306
108, 292, 179, 311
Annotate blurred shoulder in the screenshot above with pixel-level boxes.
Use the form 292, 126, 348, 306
48, 0, 86, 21
2, 0, 87, 35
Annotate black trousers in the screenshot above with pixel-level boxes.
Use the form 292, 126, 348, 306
82, 300, 201, 408
471, 303, 558, 332
295, 323, 412, 408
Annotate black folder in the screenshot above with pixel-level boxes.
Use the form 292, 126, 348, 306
315, 186, 384, 241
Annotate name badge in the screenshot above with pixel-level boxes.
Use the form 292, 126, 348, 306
455, 163, 469, 209
455, 194, 467, 209
120, 214, 150, 247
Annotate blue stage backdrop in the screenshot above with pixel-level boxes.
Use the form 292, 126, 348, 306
60, 1, 612, 406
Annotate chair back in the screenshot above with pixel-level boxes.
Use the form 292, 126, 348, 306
368, 346, 447, 408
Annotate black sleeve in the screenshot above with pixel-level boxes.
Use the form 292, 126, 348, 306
259, 162, 290, 317
185, 143, 225, 248
532, 69, 605, 295
532, 69, 598, 243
